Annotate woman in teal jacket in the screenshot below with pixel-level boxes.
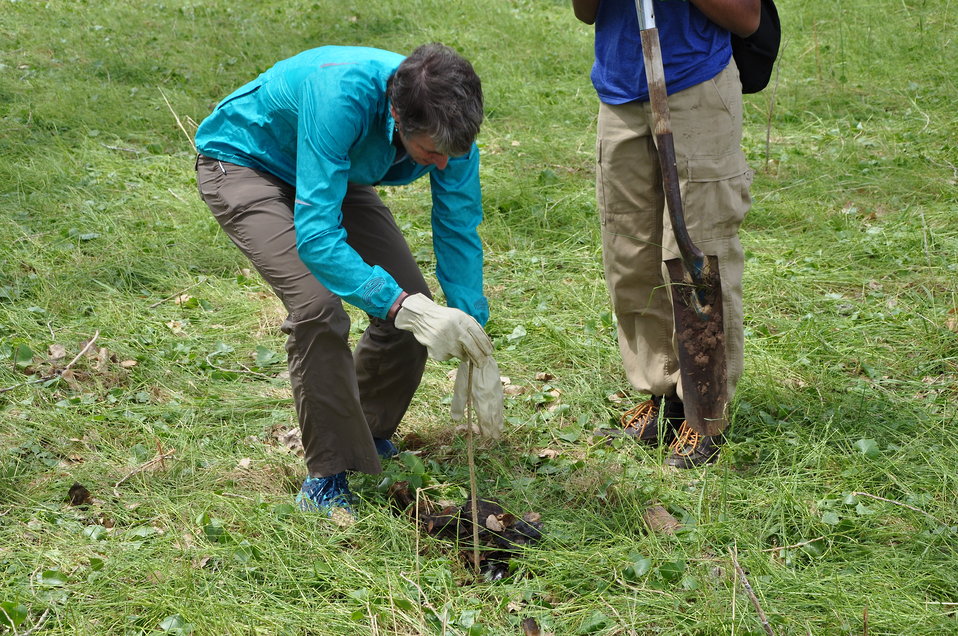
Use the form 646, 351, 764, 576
195, 43, 503, 516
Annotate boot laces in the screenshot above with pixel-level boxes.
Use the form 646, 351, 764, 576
620, 399, 658, 437
670, 421, 701, 457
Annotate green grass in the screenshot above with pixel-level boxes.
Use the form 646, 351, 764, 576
2, 0, 958, 633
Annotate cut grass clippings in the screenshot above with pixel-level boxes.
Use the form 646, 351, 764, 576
2, 0, 957, 634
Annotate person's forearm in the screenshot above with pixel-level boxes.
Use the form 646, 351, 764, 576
689, 0, 760, 37
572, 0, 600, 24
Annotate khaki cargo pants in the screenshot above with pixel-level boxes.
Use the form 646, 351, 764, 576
597, 63, 752, 424
196, 156, 430, 477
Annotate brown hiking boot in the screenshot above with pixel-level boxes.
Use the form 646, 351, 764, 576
665, 421, 723, 468
594, 395, 683, 445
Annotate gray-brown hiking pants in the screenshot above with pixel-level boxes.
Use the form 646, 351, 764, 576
196, 155, 429, 477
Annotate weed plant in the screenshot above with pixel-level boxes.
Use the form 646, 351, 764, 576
1, 0, 956, 634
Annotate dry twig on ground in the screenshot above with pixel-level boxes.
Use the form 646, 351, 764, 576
731, 546, 774, 636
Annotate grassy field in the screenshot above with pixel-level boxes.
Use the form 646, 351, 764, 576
2, 0, 957, 633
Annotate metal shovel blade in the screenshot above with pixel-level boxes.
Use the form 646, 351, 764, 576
665, 255, 727, 436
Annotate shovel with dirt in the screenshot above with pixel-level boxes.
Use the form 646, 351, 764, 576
635, 0, 728, 437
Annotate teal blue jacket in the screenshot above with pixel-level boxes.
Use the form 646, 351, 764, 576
195, 46, 488, 324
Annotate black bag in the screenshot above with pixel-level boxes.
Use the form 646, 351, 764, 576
731, 0, 781, 93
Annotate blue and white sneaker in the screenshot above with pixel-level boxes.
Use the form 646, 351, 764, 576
296, 472, 353, 516
374, 437, 398, 459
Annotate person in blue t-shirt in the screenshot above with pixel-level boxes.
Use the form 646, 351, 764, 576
573, 0, 759, 467
194, 43, 503, 517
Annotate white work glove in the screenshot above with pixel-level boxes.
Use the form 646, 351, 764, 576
394, 293, 493, 366
450, 358, 504, 439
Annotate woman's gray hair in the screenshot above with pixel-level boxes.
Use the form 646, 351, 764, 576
388, 43, 483, 157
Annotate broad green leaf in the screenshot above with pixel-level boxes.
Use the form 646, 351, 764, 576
577, 610, 610, 634
131, 443, 150, 461
233, 540, 261, 563
537, 168, 559, 185
203, 521, 229, 543
0, 602, 28, 629
801, 540, 826, 557
822, 511, 841, 525
13, 344, 34, 368
393, 598, 414, 611
658, 560, 686, 583
400, 452, 426, 475
272, 503, 296, 519
623, 554, 652, 581
209, 342, 234, 357
254, 345, 282, 366
83, 525, 108, 540
457, 609, 479, 628
854, 438, 880, 459
681, 575, 700, 590
39, 569, 68, 586
506, 325, 527, 342
159, 614, 193, 634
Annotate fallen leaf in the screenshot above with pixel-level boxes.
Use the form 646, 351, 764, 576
174, 294, 193, 305
94, 347, 111, 370
607, 390, 628, 404
946, 308, 958, 332
165, 320, 187, 335
536, 449, 560, 459
329, 507, 355, 528
236, 458, 252, 469
49, 344, 67, 361
783, 377, 807, 389
521, 618, 542, 636
275, 427, 304, 456
504, 384, 526, 396
119, 360, 138, 368
643, 505, 681, 535
535, 372, 554, 381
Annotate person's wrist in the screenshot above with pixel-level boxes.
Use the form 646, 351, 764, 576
387, 291, 411, 321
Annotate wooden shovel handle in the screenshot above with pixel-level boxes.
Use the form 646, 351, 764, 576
636, 9, 706, 284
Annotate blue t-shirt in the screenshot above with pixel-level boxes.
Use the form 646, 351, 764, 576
591, 0, 731, 104
195, 46, 488, 324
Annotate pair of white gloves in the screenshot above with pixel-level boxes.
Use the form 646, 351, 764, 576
394, 293, 504, 438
